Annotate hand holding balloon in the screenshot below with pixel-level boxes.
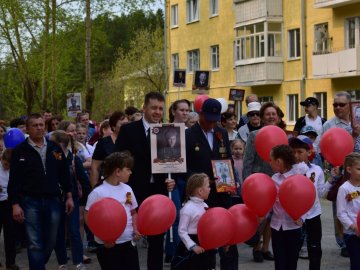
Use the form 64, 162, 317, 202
192, 245, 205, 255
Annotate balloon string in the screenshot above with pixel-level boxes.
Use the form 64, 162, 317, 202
168, 172, 173, 243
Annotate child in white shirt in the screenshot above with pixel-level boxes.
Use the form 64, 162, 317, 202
171, 173, 215, 270
85, 151, 140, 270
337, 152, 360, 270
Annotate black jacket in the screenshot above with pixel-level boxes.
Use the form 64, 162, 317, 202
8, 138, 72, 205
293, 116, 326, 135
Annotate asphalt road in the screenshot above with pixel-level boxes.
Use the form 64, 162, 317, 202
0, 199, 350, 269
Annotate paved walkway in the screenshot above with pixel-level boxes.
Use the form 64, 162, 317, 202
0, 199, 350, 269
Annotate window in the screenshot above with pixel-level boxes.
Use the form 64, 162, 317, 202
172, 54, 179, 70
258, 96, 273, 104
235, 21, 282, 60
287, 94, 299, 122
210, 0, 218, 16
288, 29, 300, 59
187, 49, 200, 72
345, 17, 360, 49
210, 45, 219, 70
314, 92, 327, 119
171, 5, 178, 27
187, 0, 199, 23
314, 23, 329, 54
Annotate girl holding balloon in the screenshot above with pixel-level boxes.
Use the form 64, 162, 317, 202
337, 152, 360, 270
171, 173, 215, 270
269, 145, 308, 270
85, 151, 141, 270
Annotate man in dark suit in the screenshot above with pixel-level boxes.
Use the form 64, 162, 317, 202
185, 98, 239, 269
115, 92, 175, 270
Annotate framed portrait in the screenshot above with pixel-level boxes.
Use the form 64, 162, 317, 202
173, 69, 186, 87
350, 101, 360, 127
66, 93, 82, 117
150, 123, 187, 174
229, 89, 245, 101
192, 70, 210, 90
211, 160, 236, 193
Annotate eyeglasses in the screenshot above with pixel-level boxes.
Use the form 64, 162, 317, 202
248, 112, 260, 117
332, 103, 348, 108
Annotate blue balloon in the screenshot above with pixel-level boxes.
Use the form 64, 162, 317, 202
4, 128, 25, 148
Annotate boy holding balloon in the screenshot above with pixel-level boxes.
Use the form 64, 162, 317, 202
289, 136, 332, 270
85, 151, 141, 270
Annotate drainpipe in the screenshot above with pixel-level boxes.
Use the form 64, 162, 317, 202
300, 0, 307, 107
163, 0, 169, 121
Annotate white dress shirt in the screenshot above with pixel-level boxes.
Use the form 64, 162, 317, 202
337, 181, 360, 235
270, 163, 308, 231
178, 196, 208, 250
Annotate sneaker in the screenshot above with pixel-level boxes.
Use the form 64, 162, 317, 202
6, 264, 19, 270
299, 246, 309, 259
58, 265, 68, 270
76, 263, 87, 270
253, 249, 264, 263
341, 247, 349, 257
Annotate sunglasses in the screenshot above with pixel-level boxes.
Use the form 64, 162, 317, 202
332, 103, 348, 108
248, 112, 260, 117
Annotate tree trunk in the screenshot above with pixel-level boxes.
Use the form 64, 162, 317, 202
51, 0, 58, 113
85, 0, 93, 113
41, 0, 50, 110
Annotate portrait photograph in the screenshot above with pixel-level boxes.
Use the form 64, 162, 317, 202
150, 123, 187, 174
212, 159, 236, 193
229, 89, 245, 101
66, 92, 82, 117
351, 101, 360, 127
173, 69, 186, 87
193, 70, 210, 90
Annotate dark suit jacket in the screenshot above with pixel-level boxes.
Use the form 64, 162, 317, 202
115, 119, 167, 205
186, 123, 232, 208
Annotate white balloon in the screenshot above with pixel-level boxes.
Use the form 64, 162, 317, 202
216, 98, 228, 113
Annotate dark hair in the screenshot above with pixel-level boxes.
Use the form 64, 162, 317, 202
259, 102, 286, 129
76, 112, 89, 123
57, 120, 74, 132
25, 114, 43, 128
99, 120, 111, 137
2, 148, 12, 163
103, 151, 134, 179
125, 106, 139, 116
50, 130, 70, 149
221, 112, 236, 124
185, 173, 209, 201
289, 139, 310, 151
10, 118, 26, 128
271, 145, 296, 170
144, 92, 165, 106
344, 152, 360, 168
109, 111, 126, 131
169, 99, 191, 123
46, 116, 63, 132
0, 125, 7, 134
43, 109, 52, 114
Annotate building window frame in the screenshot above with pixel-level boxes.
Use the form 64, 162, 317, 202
288, 28, 301, 59
258, 96, 274, 104
172, 53, 179, 71
345, 17, 360, 49
314, 92, 327, 119
210, 0, 218, 17
186, 0, 200, 23
314, 23, 330, 54
210, 45, 219, 70
187, 49, 200, 72
171, 5, 179, 28
287, 94, 299, 123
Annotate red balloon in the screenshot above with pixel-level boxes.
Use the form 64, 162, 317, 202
137, 195, 176, 235
228, 204, 258, 245
197, 207, 236, 250
194, 95, 209, 113
242, 173, 277, 217
255, 126, 288, 162
279, 175, 316, 220
357, 211, 360, 232
87, 198, 127, 243
320, 127, 354, 166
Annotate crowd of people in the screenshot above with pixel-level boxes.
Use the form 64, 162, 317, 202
0, 90, 359, 270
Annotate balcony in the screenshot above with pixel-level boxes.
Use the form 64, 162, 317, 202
312, 46, 360, 78
314, 0, 360, 8
234, 0, 282, 25
235, 59, 283, 86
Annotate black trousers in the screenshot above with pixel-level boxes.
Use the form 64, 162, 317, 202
96, 241, 140, 270
0, 200, 17, 266
147, 234, 165, 270
271, 227, 302, 270
305, 215, 322, 270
